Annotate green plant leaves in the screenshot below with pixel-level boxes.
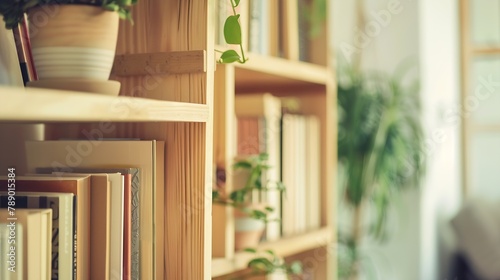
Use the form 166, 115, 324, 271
289, 261, 303, 275
243, 248, 257, 253
233, 160, 252, 170
0, 0, 137, 29
224, 15, 242, 45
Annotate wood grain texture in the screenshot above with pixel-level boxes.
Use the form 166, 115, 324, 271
212, 64, 236, 259
113, 0, 212, 279
232, 52, 328, 94
112, 50, 207, 76
0, 86, 209, 123
211, 227, 333, 277
460, 0, 471, 195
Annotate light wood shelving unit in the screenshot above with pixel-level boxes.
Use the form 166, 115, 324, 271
211, 1, 337, 277
0, 0, 337, 279
1, 0, 215, 279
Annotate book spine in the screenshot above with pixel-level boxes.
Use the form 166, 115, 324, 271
1, 195, 61, 280
73, 196, 77, 280
131, 169, 140, 280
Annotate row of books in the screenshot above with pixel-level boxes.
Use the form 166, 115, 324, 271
216, 0, 316, 62
234, 93, 322, 241
0, 140, 164, 280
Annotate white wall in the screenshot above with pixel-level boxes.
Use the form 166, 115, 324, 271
418, 0, 462, 279
332, 0, 462, 279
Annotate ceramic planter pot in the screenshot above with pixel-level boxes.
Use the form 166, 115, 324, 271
234, 206, 265, 251
27, 4, 119, 81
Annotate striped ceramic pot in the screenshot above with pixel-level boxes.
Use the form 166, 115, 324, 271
27, 4, 119, 80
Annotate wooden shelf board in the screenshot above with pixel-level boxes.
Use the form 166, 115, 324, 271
471, 47, 500, 55
0, 86, 209, 123
470, 123, 500, 132
211, 227, 333, 277
216, 50, 329, 94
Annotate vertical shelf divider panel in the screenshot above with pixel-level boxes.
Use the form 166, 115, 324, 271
213, 64, 236, 259
211, 0, 337, 277
112, 0, 214, 279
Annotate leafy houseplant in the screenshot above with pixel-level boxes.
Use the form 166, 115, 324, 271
213, 154, 301, 279
0, 0, 136, 29
213, 153, 284, 222
232, 248, 303, 280
336, 65, 424, 279
0, 0, 137, 89
212, 153, 284, 250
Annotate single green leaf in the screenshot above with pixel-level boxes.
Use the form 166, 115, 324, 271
265, 249, 276, 257
251, 210, 267, 220
219, 50, 241, 64
22, 0, 39, 10
212, 190, 220, 200
233, 160, 252, 169
289, 261, 303, 275
258, 153, 269, 161
233, 0, 241, 8
248, 258, 274, 271
243, 248, 257, 253
224, 15, 242, 44
229, 189, 246, 202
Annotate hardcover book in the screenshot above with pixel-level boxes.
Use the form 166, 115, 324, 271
26, 140, 164, 280
0, 175, 91, 280
42, 167, 140, 280
0, 192, 74, 280
0, 208, 52, 280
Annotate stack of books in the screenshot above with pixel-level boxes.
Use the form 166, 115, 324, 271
0, 140, 164, 280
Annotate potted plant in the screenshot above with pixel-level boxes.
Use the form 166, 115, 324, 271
231, 248, 303, 280
336, 65, 425, 279
0, 0, 137, 89
213, 153, 285, 250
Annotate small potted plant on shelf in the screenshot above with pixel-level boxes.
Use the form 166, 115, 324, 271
0, 0, 137, 93
233, 248, 303, 280
213, 153, 285, 250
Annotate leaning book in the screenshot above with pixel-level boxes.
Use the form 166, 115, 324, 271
0, 192, 74, 280
0, 208, 52, 280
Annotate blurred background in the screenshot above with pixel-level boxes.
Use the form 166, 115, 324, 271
332, 0, 500, 279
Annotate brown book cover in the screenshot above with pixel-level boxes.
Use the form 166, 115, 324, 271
0, 175, 91, 280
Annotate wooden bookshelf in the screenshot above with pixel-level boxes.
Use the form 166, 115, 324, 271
1, 0, 337, 278
211, 0, 336, 278
212, 227, 333, 277
1, 0, 214, 279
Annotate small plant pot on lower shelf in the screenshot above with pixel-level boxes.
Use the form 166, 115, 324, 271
234, 206, 265, 251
